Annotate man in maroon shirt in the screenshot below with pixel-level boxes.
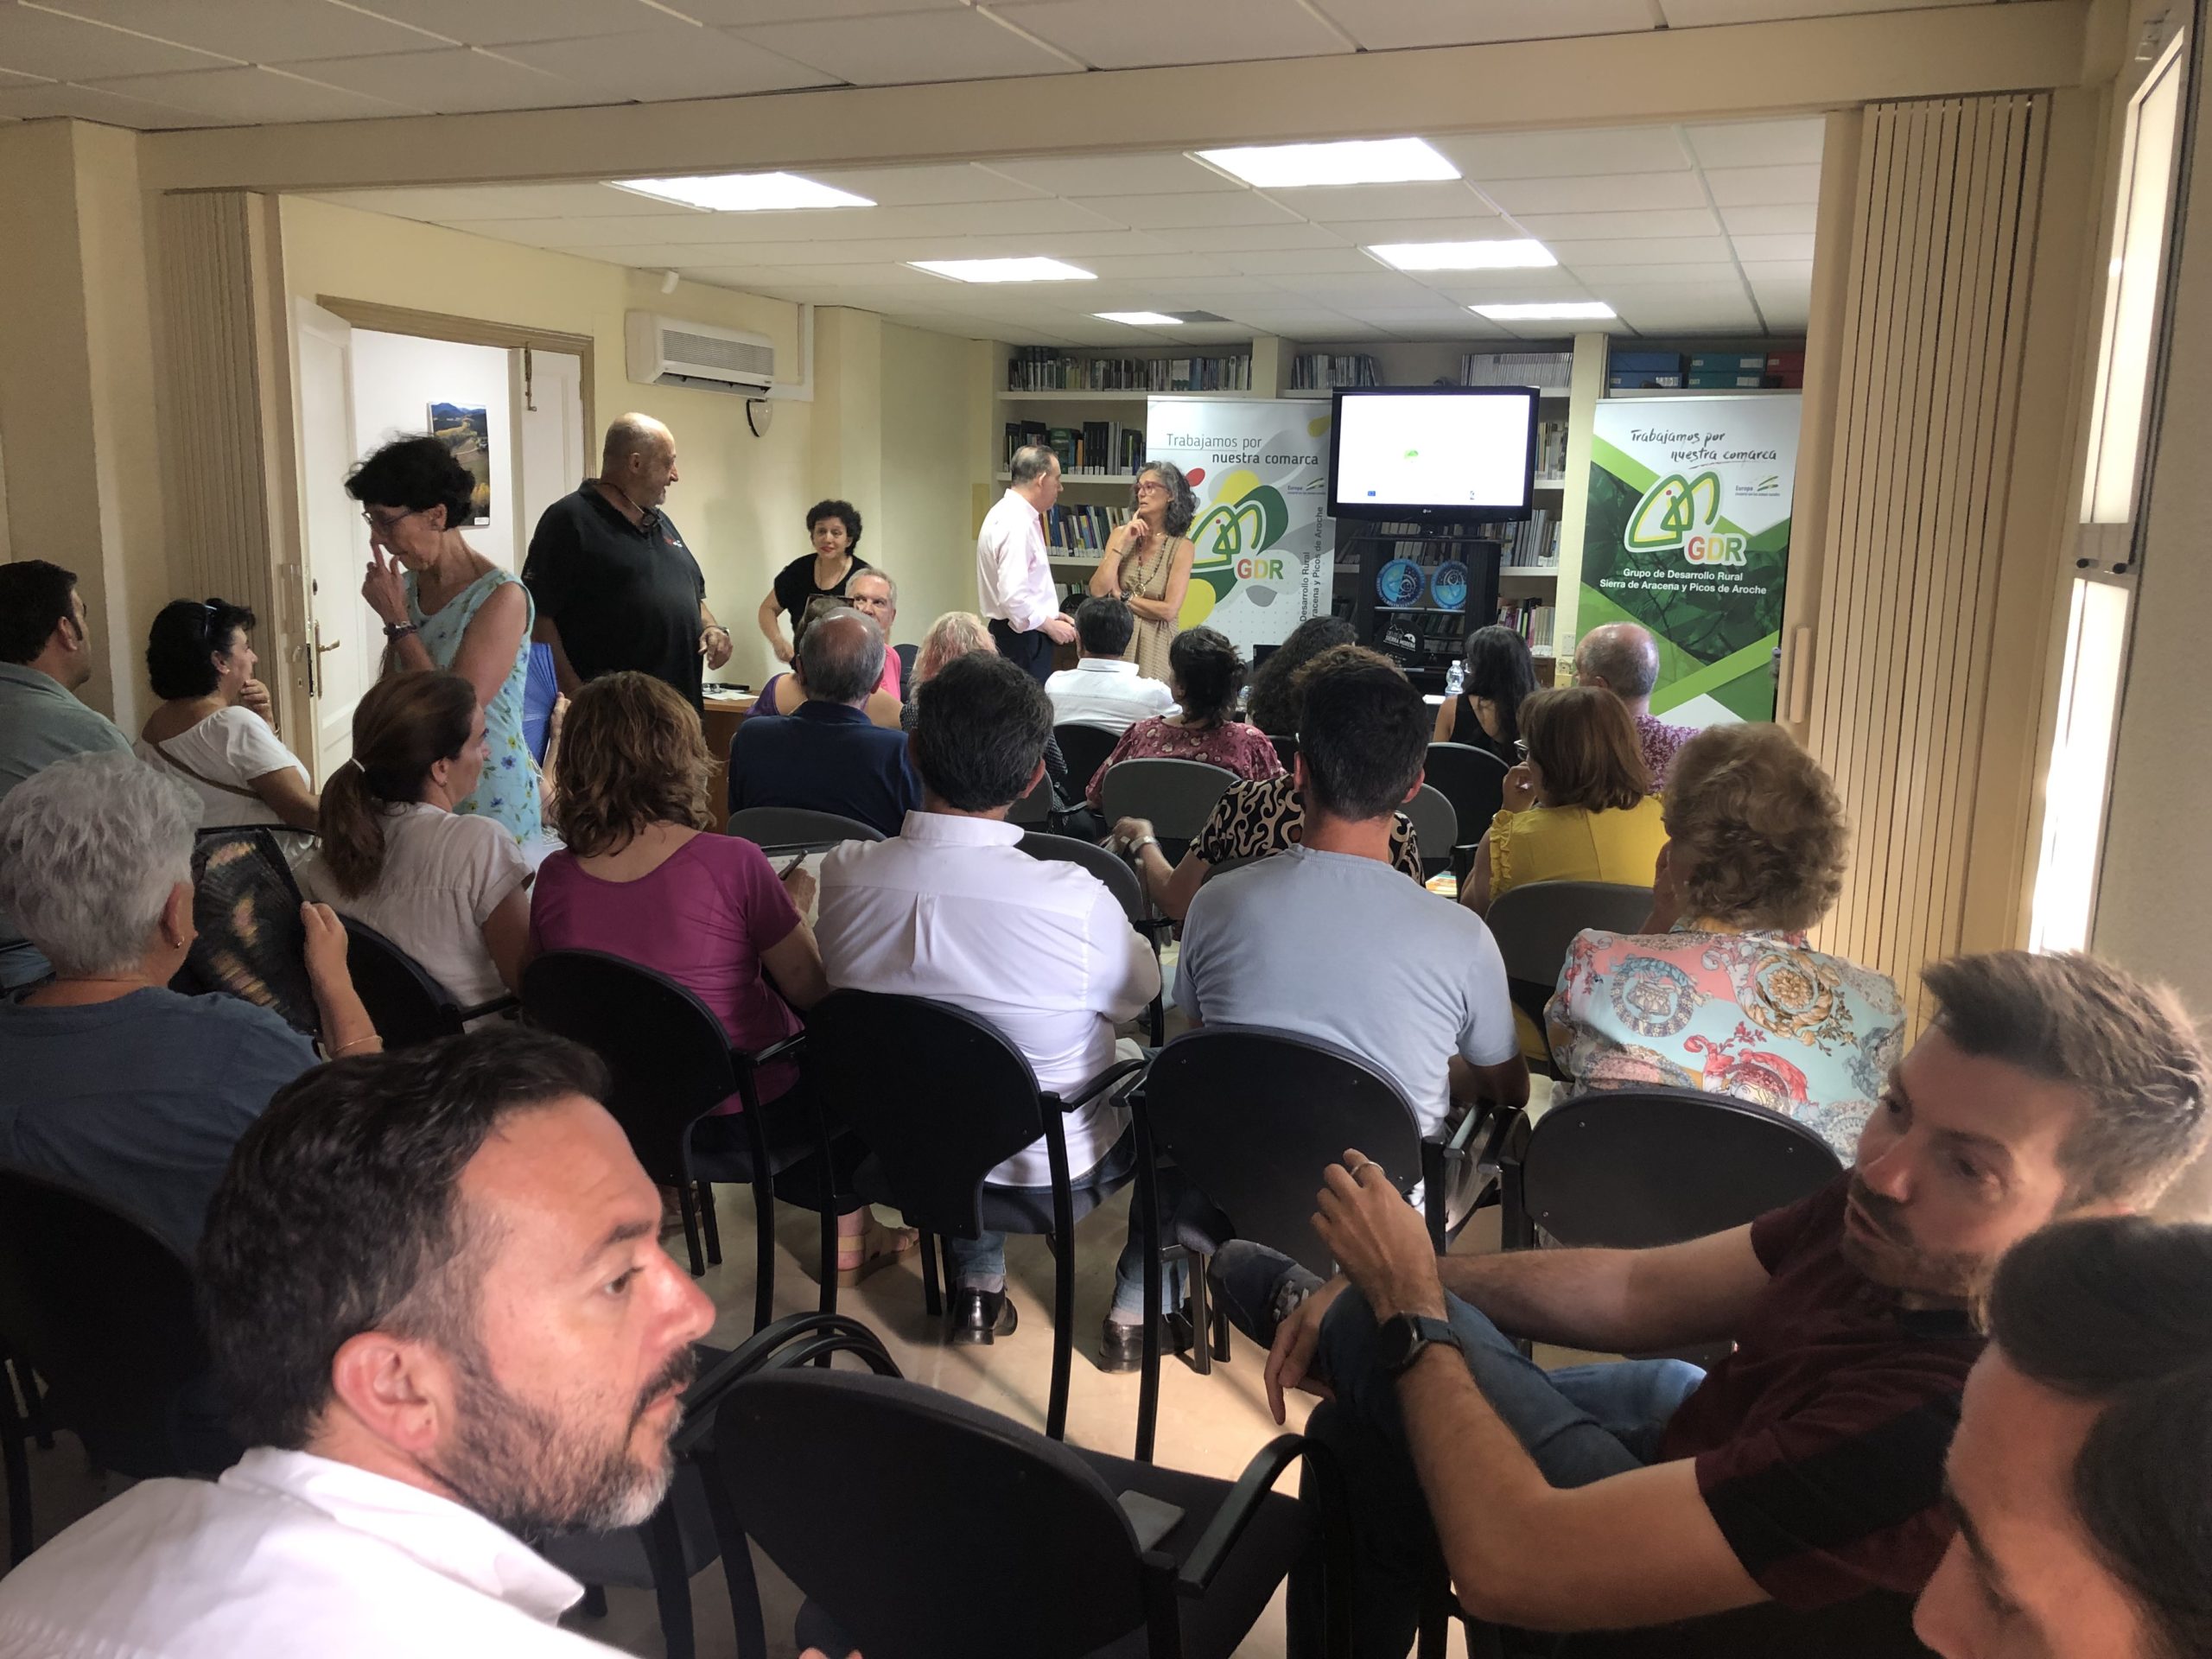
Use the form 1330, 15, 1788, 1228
1223, 950, 2209, 1656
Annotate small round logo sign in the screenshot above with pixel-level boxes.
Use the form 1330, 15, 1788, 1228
1377, 559, 1424, 607
1429, 561, 1468, 611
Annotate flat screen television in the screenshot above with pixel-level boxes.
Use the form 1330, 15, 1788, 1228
1326, 385, 1540, 523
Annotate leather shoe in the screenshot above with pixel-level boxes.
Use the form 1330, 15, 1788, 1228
1099, 1307, 1195, 1374
949, 1287, 1017, 1344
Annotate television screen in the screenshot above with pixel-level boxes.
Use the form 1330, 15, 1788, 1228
1327, 386, 1539, 521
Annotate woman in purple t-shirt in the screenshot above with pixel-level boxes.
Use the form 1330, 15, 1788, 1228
529, 671, 915, 1285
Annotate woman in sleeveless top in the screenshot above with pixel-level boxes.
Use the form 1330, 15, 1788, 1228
346, 435, 541, 844
1434, 623, 1539, 766
1089, 461, 1198, 683
757, 499, 868, 665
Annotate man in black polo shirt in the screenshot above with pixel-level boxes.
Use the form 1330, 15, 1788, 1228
1214, 950, 2210, 1657
524, 413, 732, 711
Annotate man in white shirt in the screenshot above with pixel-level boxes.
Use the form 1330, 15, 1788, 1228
976, 443, 1077, 684
817, 651, 1161, 1355
1046, 596, 1179, 734
0, 1027, 715, 1657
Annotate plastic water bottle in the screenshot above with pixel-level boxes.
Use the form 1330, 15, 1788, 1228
1443, 658, 1465, 698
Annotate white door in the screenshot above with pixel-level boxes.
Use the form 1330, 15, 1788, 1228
514, 346, 585, 550
293, 300, 378, 785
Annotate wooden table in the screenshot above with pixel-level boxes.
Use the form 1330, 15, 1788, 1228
702, 692, 758, 830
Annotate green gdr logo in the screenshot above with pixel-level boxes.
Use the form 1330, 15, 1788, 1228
1624, 470, 1746, 567
1175, 478, 1293, 628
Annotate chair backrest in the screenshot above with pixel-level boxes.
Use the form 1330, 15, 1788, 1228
1423, 742, 1508, 847
520, 950, 738, 1181
1521, 1089, 1843, 1249
725, 805, 886, 853
715, 1368, 1145, 1659
1007, 767, 1054, 828
1096, 758, 1236, 855
1485, 880, 1655, 990
1052, 722, 1121, 795
1142, 1026, 1427, 1276
340, 915, 467, 1047
182, 827, 318, 1037
0, 1170, 222, 1478
1017, 833, 1145, 926
1402, 784, 1458, 876
801, 990, 1049, 1240
894, 641, 918, 683
1268, 732, 1299, 771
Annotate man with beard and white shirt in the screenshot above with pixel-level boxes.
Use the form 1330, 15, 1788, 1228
0, 1027, 715, 1656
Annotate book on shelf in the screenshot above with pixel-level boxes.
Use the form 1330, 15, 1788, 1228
1535, 418, 1568, 478
1461, 350, 1573, 391
1042, 502, 1134, 553
1497, 598, 1556, 653
1006, 346, 1251, 393
1471, 505, 1559, 569
1003, 419, 1145, 474
1289, 352, 1380, 391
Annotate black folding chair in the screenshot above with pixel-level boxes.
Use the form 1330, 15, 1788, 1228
339, 915, 514, 1047
174, 825, 318, 1037
1007, 766, 1056, 829
1402, 784, 1459, 880
1018, 832, 1170, 1046
1098, 757, 1237, 866
1484, 880, 1654, 1071
521, 951, 831, 1330
725, 806, 885, 853
800, 990, 1146, 1440
0, 1171, 240, 1564
1268, 732, 1299, 771
1423, 743, 1510, 880
700, 1315, 1351, 1659
1128, 1025, 1492, 1459
1054, 721, 1122, 797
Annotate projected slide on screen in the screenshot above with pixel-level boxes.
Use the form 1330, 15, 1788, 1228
1331, 391, 1535, 518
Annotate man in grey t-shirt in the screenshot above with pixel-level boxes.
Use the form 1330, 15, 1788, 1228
1173, 657, 1526, 1147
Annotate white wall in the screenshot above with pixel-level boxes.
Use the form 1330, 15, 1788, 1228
349, 329, 520, 570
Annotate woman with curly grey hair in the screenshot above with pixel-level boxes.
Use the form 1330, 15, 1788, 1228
1088, 461, 1197, 683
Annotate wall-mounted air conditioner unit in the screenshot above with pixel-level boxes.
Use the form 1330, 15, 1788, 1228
625, 312, 776, 393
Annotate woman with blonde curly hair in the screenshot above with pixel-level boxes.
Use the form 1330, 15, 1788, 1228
1546, 721, 1905, 1157
528, 671, 913, 1281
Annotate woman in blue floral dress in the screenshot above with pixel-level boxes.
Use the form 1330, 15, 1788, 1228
346, 435, 540, 842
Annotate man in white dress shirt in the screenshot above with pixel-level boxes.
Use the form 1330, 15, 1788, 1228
976, 443, 1077, 683
0, 1027, 715, 1657
1046, 596, 1179, 734
816, 651, 1164, 1362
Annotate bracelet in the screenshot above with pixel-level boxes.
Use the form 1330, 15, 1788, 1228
332, 1034, 379, 1055
704, 623, 730, 639
383, 620, 418, 640
1126, 835, 1160, 855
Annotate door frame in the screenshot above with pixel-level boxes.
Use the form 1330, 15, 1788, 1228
309, 297, 597, 442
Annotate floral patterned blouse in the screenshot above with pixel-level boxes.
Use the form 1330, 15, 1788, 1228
1545, 921, 1905, 1161
1084, 715, 1285, 811
405, 565, 541, 843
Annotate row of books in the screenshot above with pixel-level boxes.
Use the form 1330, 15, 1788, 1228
1288, 352, 1381, 390
1609, 347, 1806, 391
1006, 348, 1253, 391
1498, 598, 1556, 653
1042, 502, 1134, 553
1472, 506, 1560, 569
1534, 419, 1568, 479
1002, 419, 1145, 476
1462, 350, 1573, 391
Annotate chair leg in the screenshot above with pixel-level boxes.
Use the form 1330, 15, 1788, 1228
918, 1227, 943, 1317
5, 1355, 51, 1452
750, 1174, 776, 1335
1211, 1291, 1230, 1363
1135, 1130, 1163, 1465
817, 1205, 838, 1317
1187, 1252, 1214, 1377
577, 1584, 608, 1619
1046, 1229, 1076, 1442
698, 1181, 723, 1267
3, 1385, 31, 1567
1417, 1575, 1452, 1659
677, 1184, 706, 1278
702, 1470, 770, 1659
645, 1499, 696, 1659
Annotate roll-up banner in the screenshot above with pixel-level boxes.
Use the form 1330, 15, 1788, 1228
1579, 394, 1802, 726
1146, 397, 1332, 651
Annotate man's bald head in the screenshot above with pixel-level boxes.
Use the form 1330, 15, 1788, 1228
796, 607, 884, 708
599, 415, 678, 511
1575, 622, 1662, 709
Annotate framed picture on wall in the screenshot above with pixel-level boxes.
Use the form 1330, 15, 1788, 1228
428, 402, 492, 525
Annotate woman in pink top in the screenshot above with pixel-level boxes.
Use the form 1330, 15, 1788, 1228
1084, 626, 1282, 810
529, 671, 914, 1285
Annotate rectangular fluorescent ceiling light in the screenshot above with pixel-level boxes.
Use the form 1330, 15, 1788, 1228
1195, 137, 1458, 189
1472, 301, 1618, 321
909, 257, 1096, 283
1370, 238, 1555, 271
609, 172, 873, 212
1095, 311, 1182, 325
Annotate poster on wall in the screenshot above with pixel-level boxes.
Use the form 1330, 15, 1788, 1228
1578, 394, 1801, 726
1145, 397, 1331, 651
428, 401, 493, 526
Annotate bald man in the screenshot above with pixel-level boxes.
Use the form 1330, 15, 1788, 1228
1573, 620, 1697, 791
524, 414, 730, 712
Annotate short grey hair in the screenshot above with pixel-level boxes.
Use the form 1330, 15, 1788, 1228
849, 568, 898, 607
1009, 444, 1059, 486
0, 752, 194, 976
797, 607, 885, 706
1576, 622, 1661, 700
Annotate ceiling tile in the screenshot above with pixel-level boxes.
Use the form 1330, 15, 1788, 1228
37, 0, 444, 61
1563, 262, 1744, 286
1262, 181, 1497, 224
1308, 0, 1654, 48
1703, 164, 1822, 206
283, 47, 605, 113
1219, 246, 1389, 276
669, 0, 967, 22
1420, 271, 1598, 304
0, 73, 201, 124
985, 153, 1244, 197
1540, 234, 1735, 264
1658, 0, 1984, 23
802, 162, 1050, 207
1144, 221, 1352, 254
1432, 125, 1694, 181
1719, 201, 1817, 235
1682, 117, 1827, 168
343, 0, 696, 45
321, 181, 693, 221
0, 4, 232, 77
732, 10, 1079, 84
85, 64, 419, 120
1268, 272, 1443, 303
990, 0, 1348, 67
1511, 207, 1723, 240
1484, 171, 1711, 215
1338, 218, 1528, 247
1729, 232, 1815, 261
499, 24, 832, 99
1068, 192, 1304, 232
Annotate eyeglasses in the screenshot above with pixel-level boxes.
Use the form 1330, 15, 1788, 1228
360, 506, 424, 532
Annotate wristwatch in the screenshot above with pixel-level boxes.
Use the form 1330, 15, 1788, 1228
1375, 1313, 1463, 1377
383, 620, 418, 640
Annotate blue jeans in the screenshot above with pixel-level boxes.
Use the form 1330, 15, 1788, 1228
1291, 1288, 1706, 1659
945, 1130, 1189, 1315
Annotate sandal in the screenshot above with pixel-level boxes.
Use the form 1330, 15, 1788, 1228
835, 1218, 919, 1287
